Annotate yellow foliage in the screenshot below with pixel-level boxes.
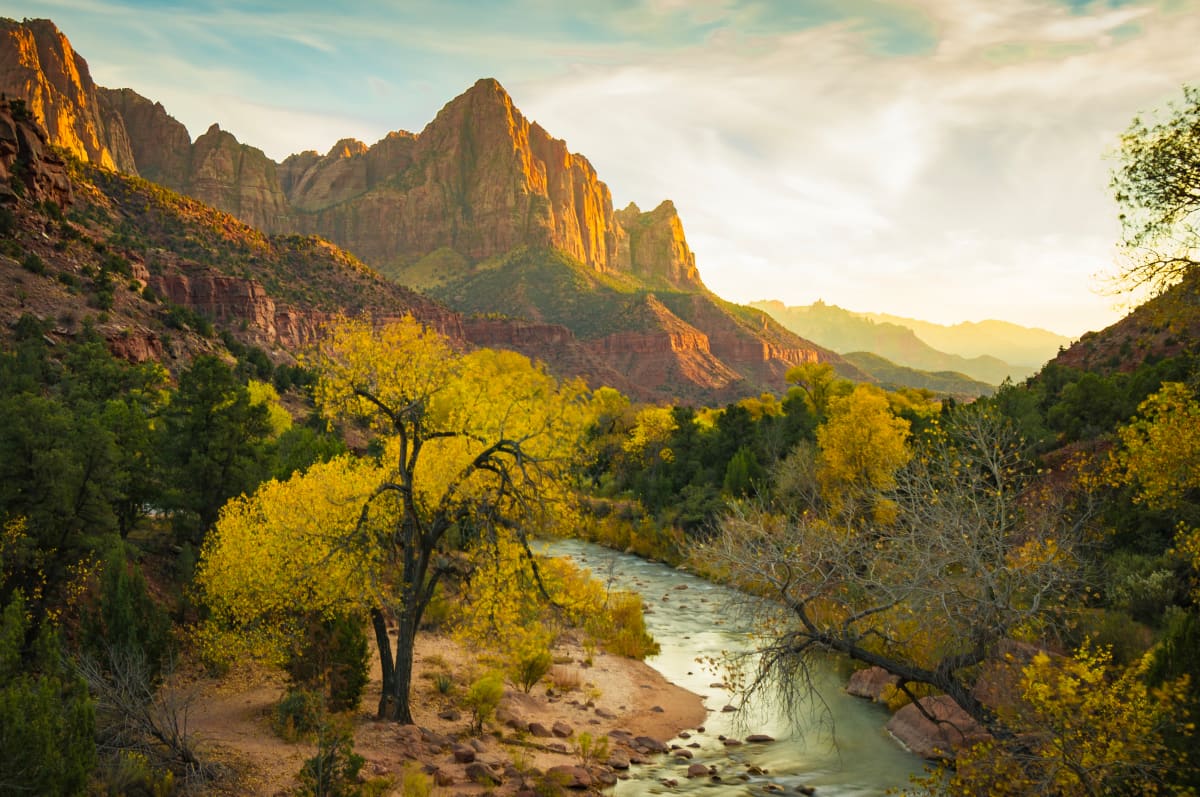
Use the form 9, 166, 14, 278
246, 379, 292, 438
194, 456, 386, 666
816, 384, 911, 518
1110, 382, 1200, 510
947, 643, 1192, 796
622, 406, 677, 462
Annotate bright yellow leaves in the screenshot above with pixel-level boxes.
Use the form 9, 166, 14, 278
1110, 382, 1200, 594
1111, 382, 1200, 511
194, 456, 386, 666
622, 406, 677, 464
952, 644, 1191, 796
816, 384, 911, 520
306, 315, 456, 434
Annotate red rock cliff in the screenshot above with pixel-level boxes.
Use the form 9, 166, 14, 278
0, 18, 136, 172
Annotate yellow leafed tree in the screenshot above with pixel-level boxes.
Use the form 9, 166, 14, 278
197, 316, 590, 723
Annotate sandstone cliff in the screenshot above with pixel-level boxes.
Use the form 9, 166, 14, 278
0, 95, 72, 207
0, 18, 136, 172
615, 201, 704, 290
1, 19, 850, 401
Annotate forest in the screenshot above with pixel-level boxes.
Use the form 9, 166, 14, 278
2, 85, 1200, 797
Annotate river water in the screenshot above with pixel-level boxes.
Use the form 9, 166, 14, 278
540, 538, 925, 796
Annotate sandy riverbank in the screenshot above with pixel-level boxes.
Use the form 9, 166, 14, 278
189, 630, 708, 795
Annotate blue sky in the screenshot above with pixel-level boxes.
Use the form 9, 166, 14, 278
9, 0, 1200, 336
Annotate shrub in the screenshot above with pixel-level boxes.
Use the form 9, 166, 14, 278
296, 716, 366, 797
510, 646, 553, 694
273, 688, 325, 742
0, 593, 96, 795
21, 251, 46, 275
285, 612, 370, 713
464, 674, 505, 734
573, 731, 609, 766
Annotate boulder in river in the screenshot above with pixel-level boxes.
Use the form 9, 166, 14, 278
846, 666, 900, 702
886, 696, 991, 759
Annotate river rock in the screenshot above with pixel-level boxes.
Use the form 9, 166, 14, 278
465, 761, 502, 785
634, 736, 669, 753
886, 696, 991, 760
846, 666, 900, 702
723, 738, 743, 747
547, 765, 592, 789
746, 734, 775, 743
686, 763, 710, 778
672, 748, 693, 760
721, 704, 738, 712
607, 752, 631, 770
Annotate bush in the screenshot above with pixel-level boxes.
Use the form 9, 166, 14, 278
0, 593, 96, 795
296, 716, 367, 797
589, 592, 659, 659
464, 674, 505, 734
273, 688, 325, 742
22, 251, 46, 275
510, 646, 553, 694
285, 612, 370, 713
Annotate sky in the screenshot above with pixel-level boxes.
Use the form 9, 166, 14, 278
9, 0, 1200, 338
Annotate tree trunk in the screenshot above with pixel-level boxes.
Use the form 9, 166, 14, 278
386, 605, 418, 724
371, 608, 396, 720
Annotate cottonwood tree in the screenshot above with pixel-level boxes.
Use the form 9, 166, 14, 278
700, 405, 1091, 738
197, 317, 589, 723
1112, 84, 1200, 296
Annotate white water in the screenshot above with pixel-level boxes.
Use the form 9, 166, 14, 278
541, 538, 925, 796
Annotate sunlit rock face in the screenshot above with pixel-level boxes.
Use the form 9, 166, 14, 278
0, 18, 136, 173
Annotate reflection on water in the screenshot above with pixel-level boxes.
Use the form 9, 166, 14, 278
540, 538, 925, 796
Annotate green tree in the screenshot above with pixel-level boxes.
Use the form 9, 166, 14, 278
1112, 84, 1200, 295
160, 355, 273, 544
0, 592, 96, 796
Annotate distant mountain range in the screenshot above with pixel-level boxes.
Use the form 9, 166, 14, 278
0, 16, 1059, 404
1, 17, 884, 403
750, 300, 1070, 385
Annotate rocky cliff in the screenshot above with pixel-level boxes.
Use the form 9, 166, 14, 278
0, 18, 135, 172
1, 18, 848, 402
0, 95, 72, 207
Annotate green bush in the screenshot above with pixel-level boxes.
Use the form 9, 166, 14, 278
273, 688, 325, 742
510, 646, 553, 694
285, 612, 370, 713
21, 251, 46, 275
464, 674, 505, 733
296, 716, 371, 797
0, 592, 96, 796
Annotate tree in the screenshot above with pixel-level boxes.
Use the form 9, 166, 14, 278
197, 317, 589, 723
160, 355, 274, 544
784, 362, 852, 420
700, 405, 1090, 741
946, 645, 1192, 796
815, 384, 911, 523
1111, 85, 1200, 296
0, 591, 96, 796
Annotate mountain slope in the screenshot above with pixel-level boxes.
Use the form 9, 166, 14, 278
751, 299, 1024, 384
841, 352, 995, 399
0, 17, 847, 403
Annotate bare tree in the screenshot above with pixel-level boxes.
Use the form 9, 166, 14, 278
699, 405, 1094, 739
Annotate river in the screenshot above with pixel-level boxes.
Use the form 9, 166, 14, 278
540, 538, 925, 796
